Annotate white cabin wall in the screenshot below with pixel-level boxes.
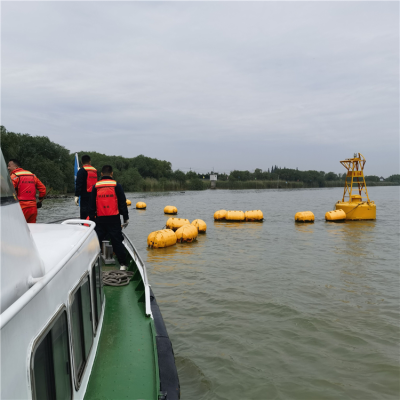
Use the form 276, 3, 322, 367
0, 231, 99, 400
0, 203, 45, 313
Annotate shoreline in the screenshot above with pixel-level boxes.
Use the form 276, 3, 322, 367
48, 181, 398, 197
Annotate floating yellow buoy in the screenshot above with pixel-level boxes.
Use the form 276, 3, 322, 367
294, 211, 315, 223
336, 200, 376, 220
136, 201, 146, 209
191, 219, 207, 233
335, 152, 376, 220
164, 205, 178, 215
225, 210, 245, 221
147, 229, 177, 248
244, 210, 264, 221
214, 210, 227, 220
166, 217, 190, 231
126, 199, 132, 206
325, 209, 346, 222
175, 224, 198, 243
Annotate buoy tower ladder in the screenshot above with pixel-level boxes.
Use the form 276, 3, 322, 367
340, 152, 370, 203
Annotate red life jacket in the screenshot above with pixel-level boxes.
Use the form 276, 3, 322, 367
95, 180, 119, 217
82, 165, 97, 192
14, 170, 36, 201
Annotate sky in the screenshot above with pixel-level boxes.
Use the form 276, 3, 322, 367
1, 1, 399, 177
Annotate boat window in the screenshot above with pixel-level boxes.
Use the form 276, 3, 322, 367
92, 257, 104, 330
32, 310, 72, 400
0, 150, 18, 206
70, 275, 94, 387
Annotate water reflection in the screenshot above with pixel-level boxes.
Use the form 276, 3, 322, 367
294, 222, 315, 234
146, 238, 206, 272
334, 220, 376, 258
213, 221, 263, 232
327, 220, 381, 310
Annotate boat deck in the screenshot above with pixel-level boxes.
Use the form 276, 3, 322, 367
84, 262, 159, 400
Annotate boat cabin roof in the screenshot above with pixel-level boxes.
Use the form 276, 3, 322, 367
29, 223, 92, 274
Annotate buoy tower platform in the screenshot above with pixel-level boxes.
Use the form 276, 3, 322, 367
335, 153, 376, 220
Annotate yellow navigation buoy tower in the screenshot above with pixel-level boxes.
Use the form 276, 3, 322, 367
335, 153, 376, 220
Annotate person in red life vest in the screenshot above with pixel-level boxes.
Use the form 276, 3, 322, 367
89, 165, 129, 270
75, 154, 98, 219
7, 159, 46, 223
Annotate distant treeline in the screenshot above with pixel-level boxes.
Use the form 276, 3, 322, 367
217, 167, 400, 187
0, 126, 205, 192
1, 126, 399, 193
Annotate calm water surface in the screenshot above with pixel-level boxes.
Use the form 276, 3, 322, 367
39, 186, 400, 400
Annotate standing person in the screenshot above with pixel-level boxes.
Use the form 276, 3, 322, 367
75, 155, 98, 219
89, 165, 129, 270
8, 159, 46, 223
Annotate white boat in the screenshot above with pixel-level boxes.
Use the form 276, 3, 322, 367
0, 150, 179, 399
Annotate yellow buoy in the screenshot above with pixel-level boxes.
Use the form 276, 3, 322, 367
164, 205, 178, 215
126, 199, 132, 206
244, 210, 264, 221
295, 211, 315, 223
335, 152, 376, 220
136, 201, 146, 209
225, 210, 245, 221
214, 210, 227, 220
166, 217, 190, 231
325, 209, 346, 222
175, 224, 198, 243
191, 219, 207, 233
147, 229, 177, 248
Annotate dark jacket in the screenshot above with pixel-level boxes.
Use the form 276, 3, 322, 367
89, 176, 129, 224
75, 167, 89, 199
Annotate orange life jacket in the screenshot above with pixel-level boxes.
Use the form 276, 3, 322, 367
14, 170, 36, 201
82, 165, 97, 192
95, 180, 119, 217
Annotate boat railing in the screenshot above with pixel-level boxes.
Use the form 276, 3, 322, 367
122, 232, 149, 286
122, 232, 152, 318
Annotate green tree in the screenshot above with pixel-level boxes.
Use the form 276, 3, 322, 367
1, 126, 73, 192
173, 170, 186, 184
325, 172, 338, 181
386, 174, 400, 183
188, 178, 205, 190
186, 171, 198, 179
365, 175, 380, 182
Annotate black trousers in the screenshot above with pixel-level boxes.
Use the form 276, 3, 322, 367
95, 222, 127, 266
80, 197, 90, 220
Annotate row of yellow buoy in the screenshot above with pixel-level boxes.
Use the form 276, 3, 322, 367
148, 217, 207, 248
294, 209, 347, 223
214, 209, 264, 222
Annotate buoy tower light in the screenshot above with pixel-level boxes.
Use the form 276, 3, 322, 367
335, 152, 376, 220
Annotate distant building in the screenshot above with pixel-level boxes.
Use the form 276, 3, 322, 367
380, 176, 385, 182
210, 174, 217, 189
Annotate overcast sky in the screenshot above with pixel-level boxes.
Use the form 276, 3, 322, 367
1, 1, 399, 176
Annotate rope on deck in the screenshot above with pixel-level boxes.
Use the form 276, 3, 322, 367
102, 270, 134, 286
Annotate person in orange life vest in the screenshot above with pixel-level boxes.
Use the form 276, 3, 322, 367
8, 159, 46, 223
75, 154, 98, 219
89, 165, 129, 270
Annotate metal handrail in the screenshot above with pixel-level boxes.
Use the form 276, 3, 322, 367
122, 232, 149, 286
122, 232, 152, 318
46, 216, 80, 224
